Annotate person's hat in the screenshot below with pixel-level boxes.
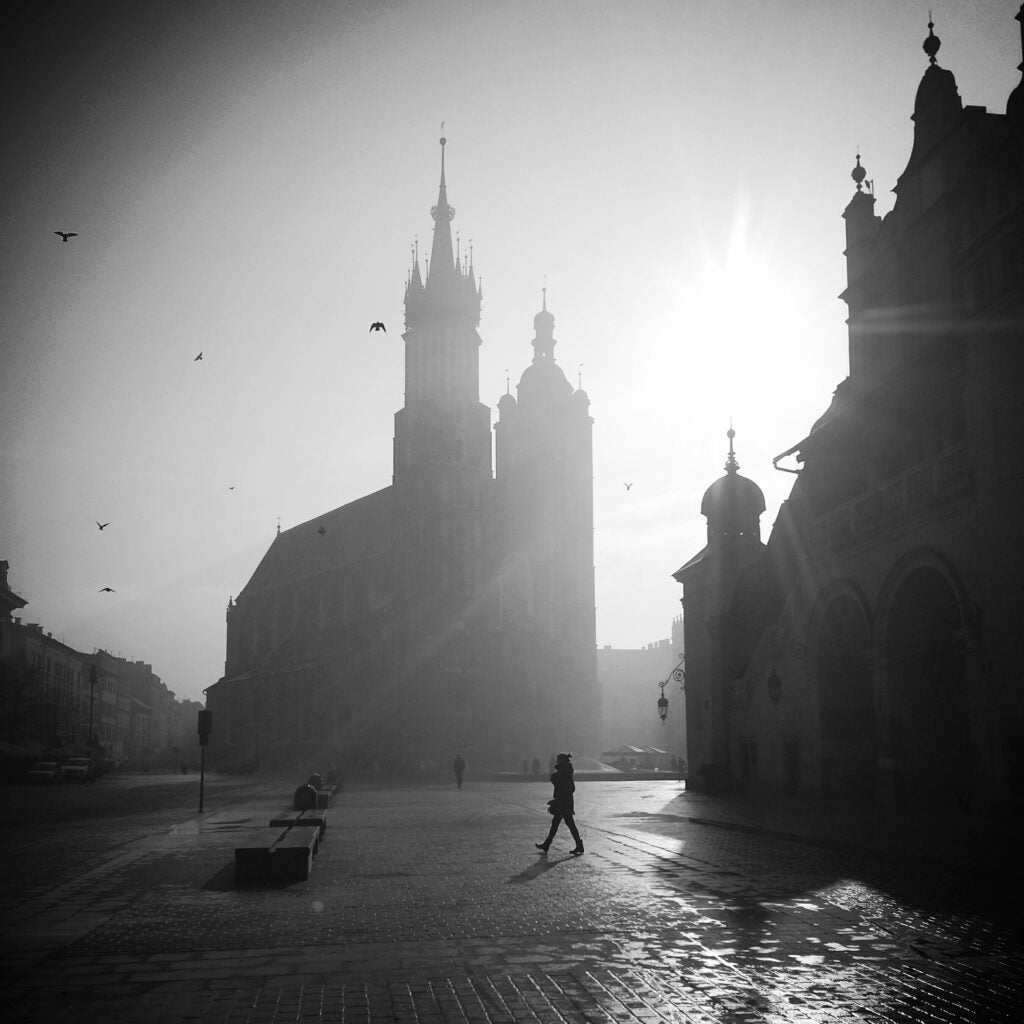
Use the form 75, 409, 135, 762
556, 752, 572, 762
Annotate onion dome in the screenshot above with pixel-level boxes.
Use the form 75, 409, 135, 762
700, 428, 766, 542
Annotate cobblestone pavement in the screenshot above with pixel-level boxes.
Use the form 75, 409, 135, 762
1, 777, 1020, 1023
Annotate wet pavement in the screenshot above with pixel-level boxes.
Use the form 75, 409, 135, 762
1, 774, 1020, 1022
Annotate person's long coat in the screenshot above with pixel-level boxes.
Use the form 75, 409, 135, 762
548, 764, 575, 816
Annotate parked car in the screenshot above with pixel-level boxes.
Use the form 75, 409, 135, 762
27, 761, 63, 783
62, 756, 97, 782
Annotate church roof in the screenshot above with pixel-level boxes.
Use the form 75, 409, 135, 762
238, 486, 392, 597
672, 544, 709, 581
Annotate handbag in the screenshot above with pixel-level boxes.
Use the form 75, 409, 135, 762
547, 798, 559, 815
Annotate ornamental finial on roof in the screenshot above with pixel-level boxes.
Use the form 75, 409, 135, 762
725, 422, 739, 474
923, 14, 941, 64
851, 151, 867, 191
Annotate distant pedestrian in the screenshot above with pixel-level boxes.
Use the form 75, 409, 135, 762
521, 759, 529, 777
535, 752, 583, 855
531, 757, 541, 776
453, 753, 466, 788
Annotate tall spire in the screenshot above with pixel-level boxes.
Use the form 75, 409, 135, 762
405, 131, 481, 328
428, 127, 456, 284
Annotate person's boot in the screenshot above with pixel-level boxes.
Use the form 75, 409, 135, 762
535, 842, 549, 852
570, 844, 584, 855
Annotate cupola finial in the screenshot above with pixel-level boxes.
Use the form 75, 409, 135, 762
725, 422, 739, 474
851, 150, 867, 191
923, 14, 941, 65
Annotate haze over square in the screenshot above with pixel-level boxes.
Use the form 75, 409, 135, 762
2, 0, 1019, 703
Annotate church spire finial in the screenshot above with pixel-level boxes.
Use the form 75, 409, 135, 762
923, 13, 941, 65
428, 127, 456, 284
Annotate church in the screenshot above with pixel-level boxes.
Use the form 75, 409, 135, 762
204, 136, 599, 775
675, 12, 1024, 808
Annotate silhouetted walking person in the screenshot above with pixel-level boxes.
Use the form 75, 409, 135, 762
453, 752, 466, 788
536, 752, 583, 855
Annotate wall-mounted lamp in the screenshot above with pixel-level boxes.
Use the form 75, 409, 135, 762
656, 652, 686, 724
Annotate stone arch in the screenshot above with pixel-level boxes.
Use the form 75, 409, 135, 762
808, 582, 875, 798
875, 549, 971, 805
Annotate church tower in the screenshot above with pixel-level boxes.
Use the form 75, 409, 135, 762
493, 292, 599, 764
208, 135, 600, 776
391, 133, 493, 763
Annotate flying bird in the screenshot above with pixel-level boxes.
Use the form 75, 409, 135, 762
624, 483, 633, 491
194, 352, 203, 361
317, 525, 327, 536
96, 521, 110, 530
98, 587, 115, 593
229, 485, 235, 491
369, 322, 386, 332
54, 231, 78, 242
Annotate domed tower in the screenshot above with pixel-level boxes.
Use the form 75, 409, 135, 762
493, 290, 598, 762
391, 134, 492, 763
674, 427, 766, 791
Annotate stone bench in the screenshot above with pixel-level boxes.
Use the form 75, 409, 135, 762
234, 826, 319, 883
316, 785, 336, 808
269, 806, 328, 839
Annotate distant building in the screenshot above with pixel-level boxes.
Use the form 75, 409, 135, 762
0, 561, 193, 767
206, 137, 599, 773
597, 623, 685, 764
674, 13, 1024, 807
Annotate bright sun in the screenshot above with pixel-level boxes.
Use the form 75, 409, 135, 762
660, 215, 802, 418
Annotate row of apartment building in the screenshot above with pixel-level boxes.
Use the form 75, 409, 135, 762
0, 561, 202, 770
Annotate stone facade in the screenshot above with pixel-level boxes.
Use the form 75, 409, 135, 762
675, 13, 1024, 807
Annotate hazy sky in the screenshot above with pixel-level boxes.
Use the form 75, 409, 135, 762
2, 1, 1021, 703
